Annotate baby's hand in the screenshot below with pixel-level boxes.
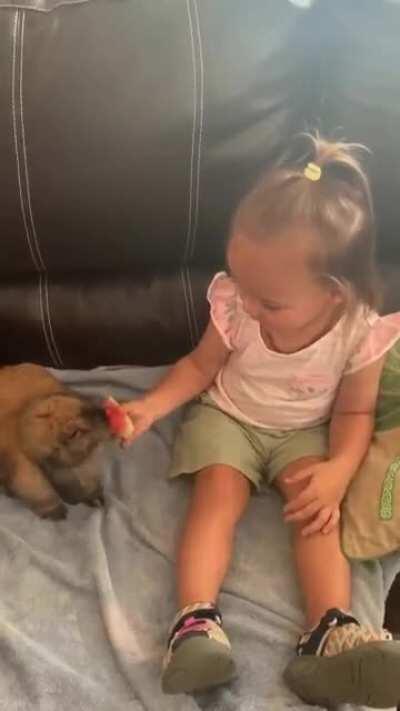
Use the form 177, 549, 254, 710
298, 505, 341, 537
283, 460, 347, 534
119, 398, 155, 444
104, 397, 135, 443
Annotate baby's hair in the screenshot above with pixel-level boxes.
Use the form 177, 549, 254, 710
231, 133, 380, 309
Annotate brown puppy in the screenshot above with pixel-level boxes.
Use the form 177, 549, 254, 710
0, 364, 111, 519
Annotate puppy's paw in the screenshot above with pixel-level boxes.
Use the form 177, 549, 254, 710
39, 502, 68, 520
84, 490, 105, 508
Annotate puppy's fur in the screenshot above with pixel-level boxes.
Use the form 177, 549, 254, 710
0, 364, 111, 519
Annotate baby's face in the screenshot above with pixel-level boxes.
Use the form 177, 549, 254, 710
227, 232, 343, 337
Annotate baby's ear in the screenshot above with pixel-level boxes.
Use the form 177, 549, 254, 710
0, 449, 14, 484
326, 275, 350, 306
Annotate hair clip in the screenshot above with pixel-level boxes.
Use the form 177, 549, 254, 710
304, 162, 321, 181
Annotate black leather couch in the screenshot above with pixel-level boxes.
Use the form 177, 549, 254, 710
1, 0, 400, 625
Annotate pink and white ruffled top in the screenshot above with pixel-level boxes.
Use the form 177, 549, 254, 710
207, 272, 400, 430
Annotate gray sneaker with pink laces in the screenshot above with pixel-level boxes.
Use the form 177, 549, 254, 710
161, 602, 236, 695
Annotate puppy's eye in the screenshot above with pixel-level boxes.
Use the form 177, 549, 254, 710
66, 428, 83, 440
35, 410, 51, 419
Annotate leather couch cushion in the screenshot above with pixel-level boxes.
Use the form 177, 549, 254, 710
0, 1, 315, 365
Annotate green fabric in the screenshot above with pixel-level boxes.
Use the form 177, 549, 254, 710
341, 337, 400, 560
379, 455, 400, 520
169, 395, 328, 488
375, 337, 400, 431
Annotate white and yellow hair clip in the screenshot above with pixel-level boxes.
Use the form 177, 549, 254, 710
304, 162, 322, 181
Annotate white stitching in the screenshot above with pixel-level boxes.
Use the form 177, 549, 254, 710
44, 272, 64, 366
13, 13, 53, 363
11, 11, 40, 272
186, 266, 200, 343
15, 10, 63, 366
180, 268, 195, 348
38, 272, 60, 366
184, 0, 197, 262
19, 13, 45, 272
43, 277, 63, 366
21, 12, 63, 365
189, 0, 204, 260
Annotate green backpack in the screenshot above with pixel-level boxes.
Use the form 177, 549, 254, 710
342, 338, 400, 560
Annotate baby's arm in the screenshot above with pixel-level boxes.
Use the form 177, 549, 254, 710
284, 357, 385, 533
121, 320, 229, 440
329, 356, 385, 484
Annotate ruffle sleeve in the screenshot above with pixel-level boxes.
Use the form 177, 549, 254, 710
344, 311, 400, 375
207, 272, 241, 350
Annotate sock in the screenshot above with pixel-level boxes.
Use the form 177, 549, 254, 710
297, 608, 360, 656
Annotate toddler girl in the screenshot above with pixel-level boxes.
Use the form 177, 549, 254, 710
123, 135, 400, 706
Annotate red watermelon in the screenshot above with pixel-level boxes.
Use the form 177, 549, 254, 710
104, 397, 134, 440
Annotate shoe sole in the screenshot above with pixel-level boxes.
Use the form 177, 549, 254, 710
162, 637, 236, 695
284, 641, 400, 708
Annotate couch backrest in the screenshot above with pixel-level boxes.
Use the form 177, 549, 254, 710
1, 0, 400, 366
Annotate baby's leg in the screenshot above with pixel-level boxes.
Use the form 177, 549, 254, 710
276, 456, 350, 627
277, 457, 400, 708
163, 464, 250, 695
178, 464, 250, 607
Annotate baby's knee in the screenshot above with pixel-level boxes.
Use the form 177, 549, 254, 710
194, 464, 250, 521
276, 456, 325, 503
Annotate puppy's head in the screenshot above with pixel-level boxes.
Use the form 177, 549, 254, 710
18, 393, 111, 467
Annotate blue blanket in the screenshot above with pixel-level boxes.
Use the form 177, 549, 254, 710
0, 366, 399, 711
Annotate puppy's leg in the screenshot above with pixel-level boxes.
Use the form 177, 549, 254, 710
4, 452, 67, 520
75, 450, 105, 506
43, 465, 92, 506
45, 450, 104, 508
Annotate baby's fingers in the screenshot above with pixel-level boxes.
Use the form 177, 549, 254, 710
284, 499, 320, 523
301, 507, 331, 537
322, 508, 341, 534
284, 468, 314, 485
284, 484, 315, 516
104, 397, 136, 441
119, 420, 143, 447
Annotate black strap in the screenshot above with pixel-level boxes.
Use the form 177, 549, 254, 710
297, 608, 359, 656
168, 605, 222, 647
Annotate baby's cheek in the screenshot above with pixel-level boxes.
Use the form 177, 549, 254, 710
242, 299, 261, 321
260, 311, 290, 328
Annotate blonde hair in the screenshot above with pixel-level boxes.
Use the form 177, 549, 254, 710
231, 133, 380, 309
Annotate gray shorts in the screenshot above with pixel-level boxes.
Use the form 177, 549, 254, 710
169, 395, 328, 489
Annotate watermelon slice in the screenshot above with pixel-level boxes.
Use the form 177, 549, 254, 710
104, 396, 135, 440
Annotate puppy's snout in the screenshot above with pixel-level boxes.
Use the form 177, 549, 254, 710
82, 404, 111, 440
63, 422, 88, 441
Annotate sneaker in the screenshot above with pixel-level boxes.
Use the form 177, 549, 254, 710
161, 602, 236, 695
285, 608, 400, 708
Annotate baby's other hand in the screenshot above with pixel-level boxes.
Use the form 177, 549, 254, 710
298, 505, 341, 537
283, 460, 347, 524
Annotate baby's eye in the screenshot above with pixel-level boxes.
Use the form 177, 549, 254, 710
262, 302, 283, 312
